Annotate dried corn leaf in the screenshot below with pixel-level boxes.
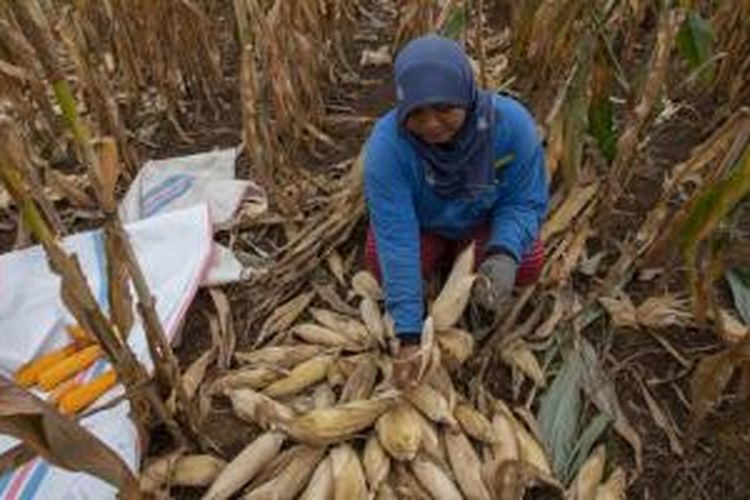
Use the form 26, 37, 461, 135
326, 250, 346, 285
594, 467, 627, 500
542, 181, 599, 241
235, 345, 322, 369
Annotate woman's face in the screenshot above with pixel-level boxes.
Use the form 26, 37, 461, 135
405, 104, 467, 144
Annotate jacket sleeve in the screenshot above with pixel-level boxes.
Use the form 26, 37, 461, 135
364, 132, 424, 335
489, 101, 549, 261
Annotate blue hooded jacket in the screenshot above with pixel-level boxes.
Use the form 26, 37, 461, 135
364, 37, 548, 336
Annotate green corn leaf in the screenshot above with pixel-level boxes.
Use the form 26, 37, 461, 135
538, 347, 584, 479
676, 10, 715, 84
439, 6, 467, 40
589, 49, 617, 162
727, 268, 750, 325
566, 412, 612, 481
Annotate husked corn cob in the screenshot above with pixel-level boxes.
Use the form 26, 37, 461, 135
37, 345, 102, 391
59, 369, 117, 414
15, 344, 78, 387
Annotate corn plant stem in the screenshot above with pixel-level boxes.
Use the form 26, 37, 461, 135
7, 0, 195, 446
0, 140, 188, 447
473, 0, 488, 88
589, 8, 631, 94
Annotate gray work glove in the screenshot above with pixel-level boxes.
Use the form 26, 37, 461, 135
473, 252, 518, 313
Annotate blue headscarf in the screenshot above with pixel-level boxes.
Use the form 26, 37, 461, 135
394, 35, 496, 199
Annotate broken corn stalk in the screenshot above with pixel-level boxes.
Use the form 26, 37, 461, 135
37, 344, 102, 391
59, 369, 117, 414
14, 344, 78, 387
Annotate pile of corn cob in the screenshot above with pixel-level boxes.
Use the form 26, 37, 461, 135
167, 245, 625, 500
14, 325, 116, 415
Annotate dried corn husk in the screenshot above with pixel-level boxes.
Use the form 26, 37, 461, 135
411, 455, 463, 500
352, 271, 382, 301
286, 394, 397, 445
294, 324, 360, 349
235, 345, 321, 368
595, 467, 626, 500
313, 383, 337, 408
375, 483, 397, 500
455, 404, 498, 444
213, 367, 283, 392
202, 432, 285, 500
310, 308, 370, 343
436, 328, 475, 366
431, 244, 476, 330
571, 445, 606, 500
489, 411, 520, 463
257, 291, 316, 346
330, 444, 368, 500
299, 456, 334, 500
142, 454, 226, 493
263, 354, 334, 398
412, 409, 447, 465
405, 384, 458, 427
426, 362, 458, 412
513, 419, 552, 475
360, 297, 386, 348
376, 403, 422, 461
444, 430, 492, 500
339, 358, 378, 403
244, 446, 325, 500
392, 463, 432, 500
228, 389, 295, 428
364, 434, 390, 491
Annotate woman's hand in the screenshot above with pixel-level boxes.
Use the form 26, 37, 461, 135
392, 341, 424, 390
474, 252, 518, 313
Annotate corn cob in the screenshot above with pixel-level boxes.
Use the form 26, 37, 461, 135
37, 345, 102, 391
201, 432, 285, 500
14, 344, 78, 387
59, 369, 117, 414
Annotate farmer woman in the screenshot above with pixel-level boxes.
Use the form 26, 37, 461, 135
363, 35, 548, 388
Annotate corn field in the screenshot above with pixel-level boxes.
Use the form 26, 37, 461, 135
0, 0, 749, 498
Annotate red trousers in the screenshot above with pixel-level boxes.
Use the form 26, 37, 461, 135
365, 225, 544, 286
